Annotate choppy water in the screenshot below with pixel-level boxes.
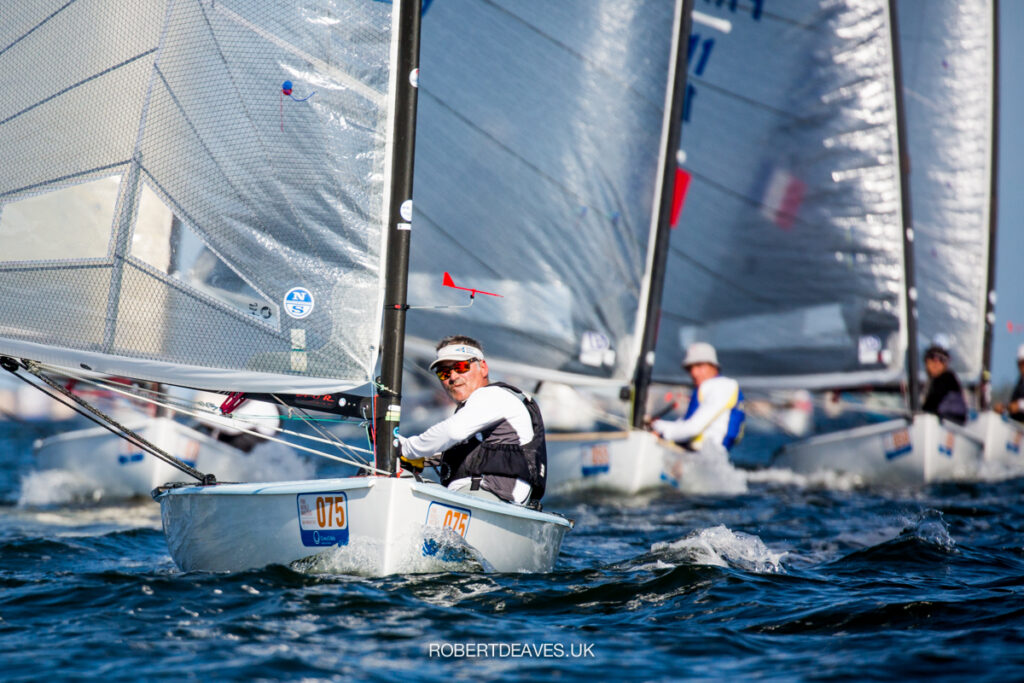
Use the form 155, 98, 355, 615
3, 419, 1024, 681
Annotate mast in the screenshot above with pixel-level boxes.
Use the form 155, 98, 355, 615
888, 0, 921, 414
979, 0, 1000, 411
629, 0, 694, 428
376, 0, 422, 474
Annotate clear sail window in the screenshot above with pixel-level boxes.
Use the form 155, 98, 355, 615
0, 175, 120, 262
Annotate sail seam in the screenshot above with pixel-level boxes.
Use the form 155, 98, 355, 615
0, 50, 157, 128
0, 0, 77, 59
0, 160, 131, 201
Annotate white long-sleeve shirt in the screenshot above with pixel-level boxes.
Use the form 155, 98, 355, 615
652, 375, 741, 453
398, 385, 533, 460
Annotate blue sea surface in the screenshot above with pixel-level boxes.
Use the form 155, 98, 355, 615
2, 420, 1024, 681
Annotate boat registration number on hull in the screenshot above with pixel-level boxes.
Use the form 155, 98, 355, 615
581, 443, 611, 477
296, 493, 349, 547
425, 502, 471, 538
884, 429, 912, 460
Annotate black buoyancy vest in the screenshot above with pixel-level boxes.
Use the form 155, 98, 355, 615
439, 382, 547, 503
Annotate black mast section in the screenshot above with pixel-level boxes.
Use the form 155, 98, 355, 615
979, 0, 1000, 411
376, 0, 422, 474
630, 0, 695, 428
888, 0, 921, 414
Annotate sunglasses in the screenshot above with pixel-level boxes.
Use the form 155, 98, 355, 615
434, 359, 477, 381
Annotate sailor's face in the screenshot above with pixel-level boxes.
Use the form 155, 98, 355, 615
437, 358, 489, 403
686, 362, 718, 387
924, 355, 945, 378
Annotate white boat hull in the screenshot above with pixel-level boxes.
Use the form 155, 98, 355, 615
773, 413, 985, 485
156, 477, 573, 575
33, 417, 265, 499
545, 430, 676, 496
968, 411, 1024, 479
545, 429, 747, 496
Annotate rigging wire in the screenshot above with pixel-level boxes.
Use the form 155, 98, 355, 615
1, 357, 211, 483
30, 362, 389, 475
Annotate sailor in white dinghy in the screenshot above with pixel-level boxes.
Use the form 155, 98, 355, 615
398, 336, 546, 508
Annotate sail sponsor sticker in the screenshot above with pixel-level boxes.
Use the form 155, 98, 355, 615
884, 428, 912, 460
580, 443, 611, 477
283, 287, 314, 319
579, 331, 614, 368
425, 502, 471, 538
297, 493, 349, 547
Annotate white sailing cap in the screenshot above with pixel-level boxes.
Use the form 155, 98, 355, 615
683, 341, 718, 368
1017, 343, 1024, 361
429, 343, 485, 370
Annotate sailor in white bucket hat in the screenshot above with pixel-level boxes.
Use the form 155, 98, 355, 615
648, 342, 745, 458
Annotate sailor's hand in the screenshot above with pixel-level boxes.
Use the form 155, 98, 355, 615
399, 455, 425, 473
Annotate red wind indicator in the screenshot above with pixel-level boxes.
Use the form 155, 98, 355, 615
442, 271, 502, 297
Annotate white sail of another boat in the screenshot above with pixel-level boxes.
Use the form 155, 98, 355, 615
403, 0, 695, 496
0, 0, 571, 574
658, 0, 909, 392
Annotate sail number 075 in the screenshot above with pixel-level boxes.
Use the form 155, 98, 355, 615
442, 508, 468, 536
314, 495, 345, 528
425, 502, 472, 538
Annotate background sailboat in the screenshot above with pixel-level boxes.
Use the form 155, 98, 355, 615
647, 1, 965, 484
403, 0, 697, 496
775, 0, 1005, 484
899, 0, 1023, 476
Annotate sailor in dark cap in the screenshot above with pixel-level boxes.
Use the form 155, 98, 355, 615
921, 342, 968, 425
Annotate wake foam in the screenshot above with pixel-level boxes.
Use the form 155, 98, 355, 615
19, 469, 115, 506
663, 449, 748, 495
292, 526, 490, 576
745, 466, 864, 491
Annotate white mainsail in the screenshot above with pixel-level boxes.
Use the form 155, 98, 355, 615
898, 0, 997, 385
0, 1, 394, 393
655, 0, 909, 391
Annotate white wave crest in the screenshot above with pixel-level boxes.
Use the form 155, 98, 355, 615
18, 468, 117, 506
651, 524, 785, 573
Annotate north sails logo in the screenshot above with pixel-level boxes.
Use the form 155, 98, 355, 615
284, 287, 314, 319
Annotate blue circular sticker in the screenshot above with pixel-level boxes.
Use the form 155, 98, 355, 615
284, 287, 315, 319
